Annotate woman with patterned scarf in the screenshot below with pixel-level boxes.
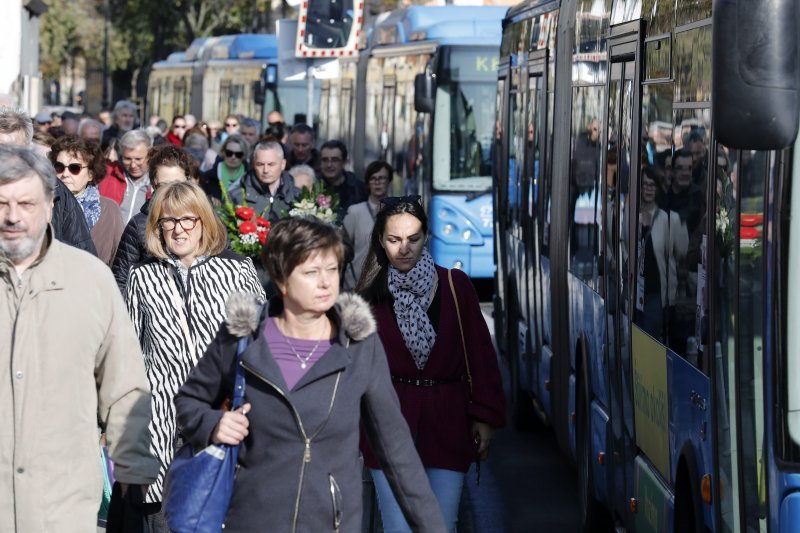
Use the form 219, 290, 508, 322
50, 135, 124, 265
356, 196, 506, 533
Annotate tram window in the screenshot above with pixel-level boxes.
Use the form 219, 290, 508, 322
574, 0, 611, 85
569, 85, 604, 289
645, 37, 671, 81
665, 109, 710, 366
642, 0, 675, 37
676, 0, 711, 27
610, 0, 641, 25
364, 58, 383, 165
527, 76, 542, 220
673, 25, 711, 103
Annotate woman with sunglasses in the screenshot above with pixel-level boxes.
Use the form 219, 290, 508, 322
49, 135, 124, 265
356, 196, 506, 533
166, 115, 187, 147
126, 181, 265, 531
199, 133, 249, 201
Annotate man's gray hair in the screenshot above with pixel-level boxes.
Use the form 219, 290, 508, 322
241, 117, 260, 130
253, 140, 284, 159
0, 106, 34, 145
119, 129, 153, 152
78, 118, 103, 137
0, 144, 57, 198
289, 164, 315, 179
112, 100, 138, 122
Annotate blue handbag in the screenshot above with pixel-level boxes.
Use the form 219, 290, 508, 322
163, 336, 249, 533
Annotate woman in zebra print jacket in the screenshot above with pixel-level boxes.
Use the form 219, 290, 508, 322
126, 181, 265, 530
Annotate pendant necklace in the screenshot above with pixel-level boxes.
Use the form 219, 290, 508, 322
285, 335, 323, 369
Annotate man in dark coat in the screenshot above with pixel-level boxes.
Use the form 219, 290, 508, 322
0, 105, 96, 256
228, 141, 300, 223
318, 139, 367, 223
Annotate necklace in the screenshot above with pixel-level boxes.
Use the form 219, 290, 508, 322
284, 335, 322, 369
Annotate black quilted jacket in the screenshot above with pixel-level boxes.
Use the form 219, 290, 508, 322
111, 200, 149, 295
53, 179, 97, 256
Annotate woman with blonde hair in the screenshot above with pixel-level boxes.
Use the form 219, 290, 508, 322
126, 181, 265, 532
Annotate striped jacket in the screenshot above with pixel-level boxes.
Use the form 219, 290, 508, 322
126, 250, 265, 502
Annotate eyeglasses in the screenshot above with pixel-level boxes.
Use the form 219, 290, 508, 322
225, 149, 245, 159
225, 122, 239, 128
158, 216, 200, 231
173, 124, 187, 129
268, 121, 284, 127
380, 195, 422, 208
321, 157, 343, 164
53, 162, 87, 175
368, 174, 390, 182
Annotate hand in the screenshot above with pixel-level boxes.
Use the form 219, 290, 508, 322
212, 403, 251, 445
471, 420, 494, 459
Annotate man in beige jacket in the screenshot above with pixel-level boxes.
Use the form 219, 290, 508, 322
0, 144, 159, 531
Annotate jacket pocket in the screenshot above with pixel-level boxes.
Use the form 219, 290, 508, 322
328, 473, 342, 532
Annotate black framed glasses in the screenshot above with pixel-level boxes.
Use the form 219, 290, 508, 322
225, 149, 245, 159
158, 216, 200, 231
380, 195, 422, 208
53, 162, 87, 175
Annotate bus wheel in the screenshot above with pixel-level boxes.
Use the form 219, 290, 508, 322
577, 370, 609, 531
674, 460, 703, 533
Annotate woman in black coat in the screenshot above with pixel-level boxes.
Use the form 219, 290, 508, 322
174, 217, 446, 532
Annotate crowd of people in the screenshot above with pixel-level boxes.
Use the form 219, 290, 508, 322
0, 102, 505, 532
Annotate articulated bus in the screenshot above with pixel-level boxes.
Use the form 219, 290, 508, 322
147, 34, 316, 125
493, 0, 800, 530
318, 6, 506, 281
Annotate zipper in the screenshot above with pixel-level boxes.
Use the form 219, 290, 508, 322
329, 473, 342, 532
240, 360, 342, 532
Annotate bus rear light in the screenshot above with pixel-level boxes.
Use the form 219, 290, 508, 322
544, 379, 551, 390
701, 474, 712, 504
570, 411, 576, 424
629, 498, 637, 513
597, 452, 605, 465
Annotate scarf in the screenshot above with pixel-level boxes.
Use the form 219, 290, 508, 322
388, 248, 437, 369
76, 185, 101, 230
219, 163, 245, 190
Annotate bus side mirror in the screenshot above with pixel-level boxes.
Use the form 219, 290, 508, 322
253, 81, 265, 105
414, 73, 436, 114
712, 0, 800, 149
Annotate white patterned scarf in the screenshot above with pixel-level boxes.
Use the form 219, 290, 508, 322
388, 248, 437, 369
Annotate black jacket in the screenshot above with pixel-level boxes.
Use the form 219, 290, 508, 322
53, 179, 97, 256
111, 200, 149, 295
228, 171, 300, 224
321, 171, 367, 223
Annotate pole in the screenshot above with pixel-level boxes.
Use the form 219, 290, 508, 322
102, 0, 110, 110
306, 63, 314, 126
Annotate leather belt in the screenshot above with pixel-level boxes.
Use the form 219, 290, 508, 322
391, 375, 465, 387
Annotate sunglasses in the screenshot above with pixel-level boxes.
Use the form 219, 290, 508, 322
380, 194, 422, 208
53, 162, 87, 175
225, 122, 239, 128
225, 149, 245, 158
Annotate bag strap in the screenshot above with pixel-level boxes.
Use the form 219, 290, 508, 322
448, 269, 472, 394
231, 336, 249, 410
165, 271, 198, 365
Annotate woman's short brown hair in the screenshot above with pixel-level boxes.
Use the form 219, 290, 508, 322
147, 144, 199, 184
262, 217, 345, 286
49, 135, 106, 185
145, 181, 227, 260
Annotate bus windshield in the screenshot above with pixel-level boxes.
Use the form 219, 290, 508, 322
432, 46, 499, 192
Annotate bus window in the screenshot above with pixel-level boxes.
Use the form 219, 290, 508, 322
507, 68, 524, 227
665, 109, 710, 367
569, 85, 604, 289
676, 0, 711, 27
432, 47, 498, 192
674, 25, 711, 104
642, 0, 675, 37
527, 75, 543, 220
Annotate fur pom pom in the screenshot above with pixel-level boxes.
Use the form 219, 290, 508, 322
225, 292, 261, 337
337, 292, 376, 341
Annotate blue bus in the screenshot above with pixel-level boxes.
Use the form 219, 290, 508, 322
318, 6, 506, 280
147, 34, 316, 126
493, 0, 800, 530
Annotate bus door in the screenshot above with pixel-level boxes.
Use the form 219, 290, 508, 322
603, 23, 642, 523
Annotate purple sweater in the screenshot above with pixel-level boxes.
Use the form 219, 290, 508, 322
263, 318, 333, 390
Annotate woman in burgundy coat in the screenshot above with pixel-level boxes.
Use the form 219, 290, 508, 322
356, 195, 506, 532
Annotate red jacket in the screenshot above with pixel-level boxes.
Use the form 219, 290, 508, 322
361, 266, 506, 472
99, 161, 152, 206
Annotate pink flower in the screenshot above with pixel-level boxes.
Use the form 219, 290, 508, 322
316, 195, 332, 209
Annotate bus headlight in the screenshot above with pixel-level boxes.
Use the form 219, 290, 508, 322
433, 206, 484, 245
